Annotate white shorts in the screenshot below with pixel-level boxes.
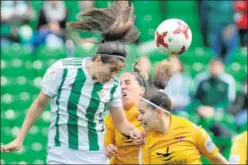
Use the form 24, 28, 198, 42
46, 147, 110, 164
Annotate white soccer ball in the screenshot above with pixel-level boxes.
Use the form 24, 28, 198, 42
155, 18, 192, 56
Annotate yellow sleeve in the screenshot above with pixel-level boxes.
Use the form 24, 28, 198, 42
195, 126, 219, 159
141, 143, 150, 164
104, 115, 115, 146
229, 132, 247, 164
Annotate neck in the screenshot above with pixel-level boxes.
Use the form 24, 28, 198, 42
156, 114, 171, 134
86, 61, 97, 79
123, 103, 135, 111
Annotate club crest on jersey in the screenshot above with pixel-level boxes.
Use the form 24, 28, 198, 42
156, 147, 174, 161
97, 90, 104, 96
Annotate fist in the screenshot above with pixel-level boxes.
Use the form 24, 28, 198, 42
105, 144, 117, 158
129, 128, 145, 145
1, 138, 23, 153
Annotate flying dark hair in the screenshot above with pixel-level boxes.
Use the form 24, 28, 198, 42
142, 60, 173, 112
143, 84, 172, 113
67, 1, 139, 63
130, 72, 147, 90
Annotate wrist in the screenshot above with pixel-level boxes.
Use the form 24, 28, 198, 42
16, 132, 25, 143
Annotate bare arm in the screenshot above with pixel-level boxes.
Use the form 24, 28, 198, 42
18, 91, 49, 141
109, 106, 135, 136
209, 153, 229, 164
1, 91, 49, 152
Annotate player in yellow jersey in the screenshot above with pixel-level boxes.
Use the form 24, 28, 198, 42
104, 59, 173, 164
229, 131, 247, 164
138, 82, 229, 164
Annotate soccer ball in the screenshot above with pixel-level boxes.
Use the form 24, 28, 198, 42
155, 18, 192, 56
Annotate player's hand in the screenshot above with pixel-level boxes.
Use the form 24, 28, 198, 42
105, 144, 117, 158
130, 128, 145, 145
1, 138, 23, 153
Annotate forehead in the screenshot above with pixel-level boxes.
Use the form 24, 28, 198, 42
106, 60, 126, 69
138, 99, 150, 110
119, 72, 136, 81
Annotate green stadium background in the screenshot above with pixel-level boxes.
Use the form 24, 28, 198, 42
1, 1, 247, 164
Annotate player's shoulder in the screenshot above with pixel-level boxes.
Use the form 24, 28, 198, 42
60, 57, 84, 69
48, 58, 81, 68
172, 115, 197, 129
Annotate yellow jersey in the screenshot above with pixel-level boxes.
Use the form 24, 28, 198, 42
104, 106, 143, 164
229, 131, 247, 164
141, 115, 219, 164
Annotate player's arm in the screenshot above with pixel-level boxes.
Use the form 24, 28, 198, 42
109, 106, 143, 144
195, 126, 229, 164
208, 153, 229, 164
1, 91, 49, 152
108, 83, 143, 144
1, 60, 63, 152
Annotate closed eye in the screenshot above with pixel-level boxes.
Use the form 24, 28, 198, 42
110, 67, 118, 72
139, 109, 145, 115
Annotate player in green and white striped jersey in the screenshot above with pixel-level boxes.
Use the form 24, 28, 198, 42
1, 2, 143, 164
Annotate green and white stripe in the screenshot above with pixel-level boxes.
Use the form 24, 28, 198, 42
46, 57, 122, 151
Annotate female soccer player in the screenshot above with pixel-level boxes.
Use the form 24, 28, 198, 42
104, 60, 173, 164
104, 71, 146, 164
1, 2, 143, 164
229, 131, 247, 164
138, 83, 229, 164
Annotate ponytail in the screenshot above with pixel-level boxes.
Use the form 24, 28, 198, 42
67, 1, 139, 43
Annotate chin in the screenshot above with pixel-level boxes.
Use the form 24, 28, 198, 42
99, 79, 108, 84
123, 102, 133, 110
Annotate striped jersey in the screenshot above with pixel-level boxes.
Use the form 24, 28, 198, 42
41, 57, 122, 151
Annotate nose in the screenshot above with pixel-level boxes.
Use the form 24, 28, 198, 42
111, 74, 115, 78
120, 82, 126, 89
137, 114, 142, 121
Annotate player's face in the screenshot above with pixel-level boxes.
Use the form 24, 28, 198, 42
120, 73, 145, 109
137, 101, 160, 131
96, 60, 125, 83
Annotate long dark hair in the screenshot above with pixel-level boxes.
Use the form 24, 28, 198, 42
143, 60, 173, 112
67, 1, 139, 62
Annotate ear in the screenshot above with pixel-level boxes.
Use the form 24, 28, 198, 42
155, 108, 164, 118
140, 87, 145, 96
94, 55, 102, 65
